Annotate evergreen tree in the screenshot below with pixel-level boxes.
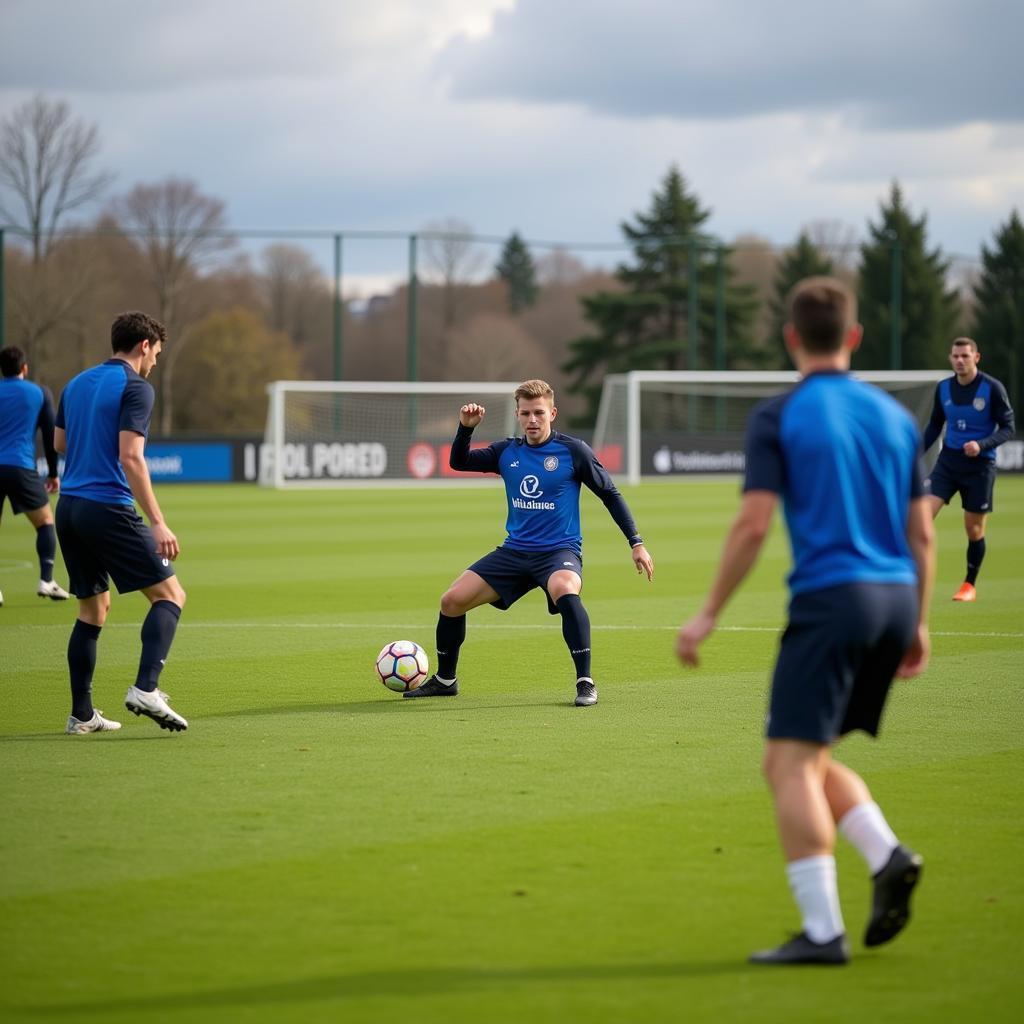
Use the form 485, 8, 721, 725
766, 231, 834, 368
857, 183, 960, 370
972, 209, 1024, 410
495, 230, 538, 313
563, 166, 757, 424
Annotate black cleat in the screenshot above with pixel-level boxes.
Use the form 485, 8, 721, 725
574, 680, 598, 706
402, 675, 458, 699
749, 931, 850, 966
865, 844, 923, 947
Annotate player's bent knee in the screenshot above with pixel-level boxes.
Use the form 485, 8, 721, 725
440, 590, 465, 617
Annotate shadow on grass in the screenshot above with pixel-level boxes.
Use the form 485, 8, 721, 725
199, 698, 570, 719
16, 960, 749, 1016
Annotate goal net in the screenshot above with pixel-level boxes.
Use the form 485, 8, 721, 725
262, 381, 523, 487
593, 370, 946, 485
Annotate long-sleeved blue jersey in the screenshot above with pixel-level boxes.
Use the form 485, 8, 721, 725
450, 425, 640, 555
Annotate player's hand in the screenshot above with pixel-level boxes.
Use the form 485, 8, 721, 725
460, 403, 485, 428
44, 476, 59, 494
962, 441, 981, 457
631, 544, 654, 581
895, 625, 930, 678
676, 611, 716, 667
151, 522, 180, 561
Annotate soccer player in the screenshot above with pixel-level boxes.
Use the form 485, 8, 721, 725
55, 312, 188, 735
676, 277, 934, 965
406, 378, 654, 707
0, 346, 70, 606
922, 337, 1015, 602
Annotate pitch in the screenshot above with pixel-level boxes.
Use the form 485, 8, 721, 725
1, 478, 1021, 1022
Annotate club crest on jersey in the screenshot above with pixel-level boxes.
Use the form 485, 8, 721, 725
543, 456, 559, 471
973, 397, 986, 411
520, 475, 543, 498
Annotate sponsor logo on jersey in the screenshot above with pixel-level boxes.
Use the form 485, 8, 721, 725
973, 397, 986, 411
510, 460, 519, 467
543, 456, 559, 471
520, 475, 543, 498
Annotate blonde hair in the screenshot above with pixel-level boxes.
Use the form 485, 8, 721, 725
514, 379, 555, 406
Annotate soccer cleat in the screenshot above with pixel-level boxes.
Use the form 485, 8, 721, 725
66, 710, 122, 734
402, 675, 458, 699
124, 685, 188, 731
38, 579, 70, 600
952, 582, 977, 602
574, 680, 598, 706
865, 844, 923, 947
0, 588, 4, 606
749, 932, 850, 966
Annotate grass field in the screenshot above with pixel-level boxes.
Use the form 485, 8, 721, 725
1, 477, 1022, 1023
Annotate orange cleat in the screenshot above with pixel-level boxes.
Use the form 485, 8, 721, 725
952, 582, 977, 602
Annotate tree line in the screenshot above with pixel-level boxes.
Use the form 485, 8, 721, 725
2, 97, 1021, 434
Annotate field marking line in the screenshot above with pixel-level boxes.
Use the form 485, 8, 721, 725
7, 622, 1024, 639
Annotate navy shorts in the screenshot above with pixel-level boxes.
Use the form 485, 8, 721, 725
926, 456, 997, 513
56, 494, 174, 598
468, 546, 583, 615
767, 582, 918, 744
0, 464, 48, 516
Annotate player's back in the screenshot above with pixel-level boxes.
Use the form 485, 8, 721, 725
59, 360, 150, 505
0, 377, 45, 470
769, 372, 920, 594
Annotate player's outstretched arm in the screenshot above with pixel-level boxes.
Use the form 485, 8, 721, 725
119, 430, 180, 561
677, 490, 776, 667
896, 497, 934, 678
460, 403, 485, 428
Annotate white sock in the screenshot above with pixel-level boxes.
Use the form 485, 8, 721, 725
785, 855, 845, 944
838, 801, 899, 875
435, 676, 456, 686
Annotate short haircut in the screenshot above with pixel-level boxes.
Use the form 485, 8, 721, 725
951, 336, 978, 352
0, 345, 27, 378
111, 311, 166, 354
514, 379, 555, 406
787, 276, 857, 354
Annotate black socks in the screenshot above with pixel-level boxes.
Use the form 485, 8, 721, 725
556, 594, 592, 679
436, 612, 466, 680
68, 619, 102, 721
135, 600, 182, 692
36, 523, 56, 582
966, 537, 986, 585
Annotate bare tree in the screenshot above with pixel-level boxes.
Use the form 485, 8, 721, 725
0, 95, 112, 265
260, 243, 331, 361
535, 247, 588, 287
107, 178, 234, 433
804, 219, 860, 279
420, 217, 487, 330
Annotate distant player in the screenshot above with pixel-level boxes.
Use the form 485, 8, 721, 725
677, 278, 934, 965
407, 378, 654, 707
0, 345, 69, 606
55, 312, 188, 735
922, 337, 1015, 601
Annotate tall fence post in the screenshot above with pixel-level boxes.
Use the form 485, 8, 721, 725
332, 233, 343, 380
687, 236, 699, 431
714, 245, 726, 430
0, 228, 5, 350
890, 240, 902, 370
407, 233, 419, 382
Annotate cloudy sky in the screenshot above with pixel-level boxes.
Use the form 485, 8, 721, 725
2, 0, 1022, 292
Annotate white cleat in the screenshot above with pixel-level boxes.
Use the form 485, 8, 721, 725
38, 580, 70, 600
0, 588, 4, 606
66, 710, 122, 734
124, 685, 188, 732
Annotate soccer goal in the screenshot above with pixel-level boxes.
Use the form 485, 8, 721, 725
261, 381, 524, 487
593, 370, 947, 485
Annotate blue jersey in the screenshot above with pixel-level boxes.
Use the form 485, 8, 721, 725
0, 377, 58, 473
56, 360, 155, 505
744, 371, 924, 597
450, 426, 640, 555
922, 371, 1015, 470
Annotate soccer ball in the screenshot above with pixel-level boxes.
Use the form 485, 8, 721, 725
375, 640, 429, 693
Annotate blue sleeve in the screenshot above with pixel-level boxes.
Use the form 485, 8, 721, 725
743, 398, 785, 493
921, 384, 945, 452
37, 385, 58, 477
55, 390, 65, 430
119, 377, 154, 436
978, 377, 1015, 451
449, 424, 503, 474
910, 434, 926, 500
569, 438, 641, 545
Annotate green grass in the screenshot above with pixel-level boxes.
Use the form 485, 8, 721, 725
1, 477, 1022, 1023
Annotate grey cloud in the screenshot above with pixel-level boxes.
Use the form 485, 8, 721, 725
437, 0, 1023, 128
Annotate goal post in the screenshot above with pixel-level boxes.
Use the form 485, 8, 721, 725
261, 381, 524, 487
593, 370, 947, 485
